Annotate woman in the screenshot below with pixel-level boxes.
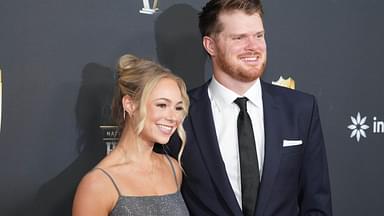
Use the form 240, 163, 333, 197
72, 54, 190, 215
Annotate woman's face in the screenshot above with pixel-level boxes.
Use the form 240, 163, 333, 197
140, 78, 185, 145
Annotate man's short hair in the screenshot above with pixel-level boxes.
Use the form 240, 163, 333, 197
198, 0, 264, 37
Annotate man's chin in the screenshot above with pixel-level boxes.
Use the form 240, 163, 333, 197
236, 69, 264, 82
237, 76, 260, 82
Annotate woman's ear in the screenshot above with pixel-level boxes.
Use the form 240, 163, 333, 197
202, 36, 216, 56
122, 95, 136, 116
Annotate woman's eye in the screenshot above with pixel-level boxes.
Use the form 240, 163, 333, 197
156, 103, 167, 108
176, 106, 184, 111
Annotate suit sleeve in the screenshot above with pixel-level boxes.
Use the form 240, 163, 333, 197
300, 97, 333, 215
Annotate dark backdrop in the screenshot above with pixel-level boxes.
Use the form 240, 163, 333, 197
0, 0, 383, 215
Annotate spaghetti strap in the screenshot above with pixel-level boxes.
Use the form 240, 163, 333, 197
94, 167, 122, 197
164, 154, 179, 189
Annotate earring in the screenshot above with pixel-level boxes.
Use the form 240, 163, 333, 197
123, 110, 131, 120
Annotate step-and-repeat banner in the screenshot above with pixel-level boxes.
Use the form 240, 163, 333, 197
0, 0, 383, 215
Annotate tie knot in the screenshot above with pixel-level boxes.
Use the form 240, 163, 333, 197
234, 97, 249, 112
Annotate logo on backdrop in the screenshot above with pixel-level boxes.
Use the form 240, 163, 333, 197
0, 68, 2, 132
348, 112, 369, 142
140, 0, 159, 15
272, 76, 296, 90
347, 112, 384, 142
100, 125, 120, 154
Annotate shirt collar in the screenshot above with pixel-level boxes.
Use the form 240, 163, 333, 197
208, 76, 263, 111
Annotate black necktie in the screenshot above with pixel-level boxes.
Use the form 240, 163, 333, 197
234, 97, 260, 216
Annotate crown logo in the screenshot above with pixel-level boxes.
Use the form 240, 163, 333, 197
272, 76, 295, 90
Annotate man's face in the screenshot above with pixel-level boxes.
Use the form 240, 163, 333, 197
206, 10, 267, 83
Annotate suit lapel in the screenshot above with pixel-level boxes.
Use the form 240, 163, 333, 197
255, 81, 283, 215
188, 83, 242, 215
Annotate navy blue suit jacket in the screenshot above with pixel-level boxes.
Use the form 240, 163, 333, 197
169, 80, 332, 216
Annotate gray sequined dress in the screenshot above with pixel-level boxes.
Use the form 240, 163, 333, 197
96, 155, 189, 216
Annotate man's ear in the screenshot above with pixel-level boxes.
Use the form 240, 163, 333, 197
202, 36, 216, 56
122, 95, 136, 115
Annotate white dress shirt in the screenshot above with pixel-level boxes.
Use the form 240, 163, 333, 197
208, 76, 265, 208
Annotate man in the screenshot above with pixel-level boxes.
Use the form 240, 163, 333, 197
169, 0, 332, 215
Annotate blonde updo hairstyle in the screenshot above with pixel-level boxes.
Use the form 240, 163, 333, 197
112, 54, 189, 163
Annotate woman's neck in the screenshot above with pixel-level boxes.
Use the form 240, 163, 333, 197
114, 126, 156, 165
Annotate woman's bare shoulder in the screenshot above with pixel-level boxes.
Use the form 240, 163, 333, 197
72, 169, 116, 216
162, 154, 183, 187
